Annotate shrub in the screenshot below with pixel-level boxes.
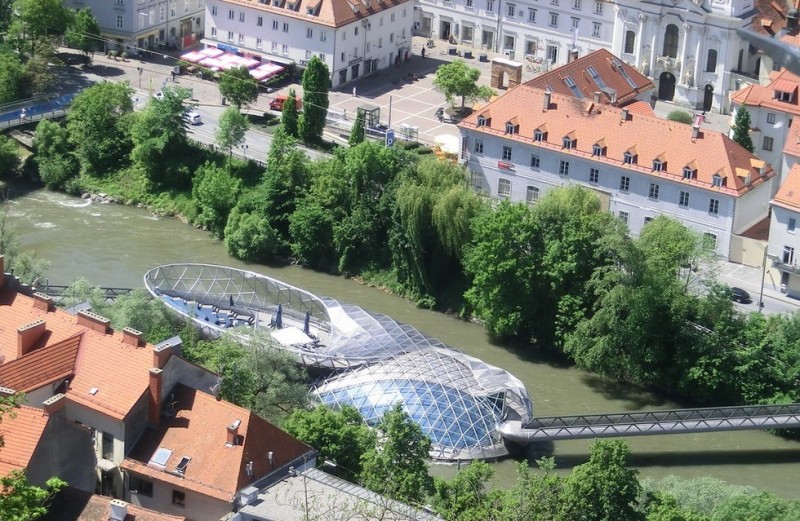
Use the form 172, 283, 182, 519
666, 110, 693, 125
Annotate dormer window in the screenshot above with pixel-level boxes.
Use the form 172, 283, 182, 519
175, 457, 191, 475
563, 136, 575, 149
287, 0, 298, 9
683, 166, 696, 179
477, 116, 487, 127
272, 0, 283, 6
592, 143, 606, 156
505, 122, 519, 134
623, 151, 636, 165
712, 174, 723, 187
534, 129, 547, 142
776, 89, 795, 102
653, 159, 664, 172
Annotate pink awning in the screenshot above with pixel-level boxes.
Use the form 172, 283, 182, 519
180, 51, 204, 63
199, 47, 224, 58
251, 62, 285, 81
199, 56, 226, 69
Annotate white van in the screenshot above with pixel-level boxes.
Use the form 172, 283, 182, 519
184, 111, 202, 125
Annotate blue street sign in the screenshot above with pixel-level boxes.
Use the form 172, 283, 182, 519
385, 129, 395, 148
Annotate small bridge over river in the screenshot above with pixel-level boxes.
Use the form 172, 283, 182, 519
499, 403, 800, 442
36, 284, 133, 302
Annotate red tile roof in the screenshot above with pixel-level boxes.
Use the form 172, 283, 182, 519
524, 49, 654, 106
783, 118, 800, 156
0, 334, 81, 393
731, 68, 800, 116
752, 0, 800, 36
121, 385, 313, 502
773, 163, 800, 211
0, 405, 49, 476
42, 488, 186, 521
220, 0, 410, 29
459, 86, 776, 197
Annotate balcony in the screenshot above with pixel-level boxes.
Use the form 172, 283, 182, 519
772, 259, 800, 275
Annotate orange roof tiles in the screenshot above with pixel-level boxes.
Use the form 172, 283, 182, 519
752, 0, 800, 36
0, 334, 80, 393
731, 69, 800, 117
0, 405, 49, 476
221, 0, 410, 29
460, 86, 776, 197
773, 163, 800, 211
524, 49, 654, 106
42, 488, 186, 521
122, 385, 313, 502
784, 119, 800, 157
0, 288, 158, 421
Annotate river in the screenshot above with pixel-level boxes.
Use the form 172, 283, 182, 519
11, 187, 800, 498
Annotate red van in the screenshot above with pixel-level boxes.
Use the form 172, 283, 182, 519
269, 95, 302, 111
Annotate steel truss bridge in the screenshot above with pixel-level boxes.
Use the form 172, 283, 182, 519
499, 403, 800, 442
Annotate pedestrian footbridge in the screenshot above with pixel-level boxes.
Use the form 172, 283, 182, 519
498, 403, 800, 442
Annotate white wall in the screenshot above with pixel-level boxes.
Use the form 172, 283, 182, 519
130, 475, 232, 521
769, 205, 800, 266
732, 176, 774, 234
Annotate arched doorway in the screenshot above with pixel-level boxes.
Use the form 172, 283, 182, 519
703, 84, 714, 112
659, 72, 676, 100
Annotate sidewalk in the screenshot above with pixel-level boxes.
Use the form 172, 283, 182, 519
716, 259, 800, 311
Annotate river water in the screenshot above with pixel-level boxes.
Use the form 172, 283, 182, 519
12, 188, 800, 498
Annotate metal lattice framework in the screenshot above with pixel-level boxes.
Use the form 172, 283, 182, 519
498, 403, 800, 442
144, 264, 533, 461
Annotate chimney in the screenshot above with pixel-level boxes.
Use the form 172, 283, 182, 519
593, 91, 601, 104
543, 91, 551, 111
148, 368, 163, 426
122, 327, 144, 348
109, 499, 129, 521
620, 108, 630, 122
692, 124, 701, 139
76, 310, 111, 334
153, 343, 174, 369
32, 292, 54, 312
227, 419, 242, 446
43, 393, 67, 415
17, 319, 46, 358
0, 386, 17, 397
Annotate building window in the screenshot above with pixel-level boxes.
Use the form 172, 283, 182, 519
618, 211, 629, 225
116, 15, 123, 28
703, 233, 718, 251
644, 217, 654, 225
355, 26, 359, 36
530, 154, 540, 168
649, 183, 660, 200
273, 42, 279, 52
571, 17, 579, 29
624, 30, 635, 54
534, 129, 544, 141
238, 33, 244, 44
130, 476, 153, 497
679, 191, 689, 207
474, 139, 483, 154
211, 5, 217, 15
172, 490, 186, 507
592, 144, 604, 156
551, 0, 559, 4
589, 168, 599, 183
305, 50, 312, 60
102, 432, 114, 460
708, 198, 719, 215
506, 122, 517, 134
506, 3, 515, 16
498, 178, 512, 197
550, 12, 558, 27
228, 9, 234, 19
502, 146, 512, 161
239, 12, 244, 22
789, 217, 796, 233
470, 171, 482, 190
528, 8, 536, 22
466, 0, 474, 7
563, 136, 574, 149
712, 174, 723, 187
767, 113, 776, 124
391, 13, 395, 21
763, 136, 774, 151
653, 159, 664, 172
619, 175, 630, 192
210, 26, 216, 36
663, 24, 679, 58
257, 16, 263, 26
283, 22, 289, 32
623, 152, 635, 164
784, 245, 795, 264
592, 23, 601, 37
559, 160, 570, 176
487, 0, 494, 12
281, 44, 288, 55
526, 186, 540, 204
227, 30, 233, 41
573, 0, 581, 9
547, 44, 558, 63
272, 20, 279, 30
705, 49, 717, 72
594, 0, 603, 14
307, 28, 313, 38
683, 167, 695, 179
256, 38, 262, 49
320, 31, 327, 41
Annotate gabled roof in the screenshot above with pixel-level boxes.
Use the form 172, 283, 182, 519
0, 334, 81, 393
731, 68, 800, 116
459, 86, 776, 197
0, 405, 49, 476
773, 163, 800, 211
524, 49, 654, 106
41, 487, 186, 521
220, 0, 411, 29
121, 384, 313, 502
752, 0, 800, 36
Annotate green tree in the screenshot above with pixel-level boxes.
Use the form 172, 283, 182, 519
559, 439, 643, 521
0, 52, 24, 104
348, 109, 365, 146
218, 66, 258, 109
224, 206, 280, 261
0, 135, 19, 178
9, 0, 70, 55
33, 120, 77, 189
66, 82, 134, 175
131, 86, 192, 186
281, 88, 299, 138
506, 458, 565, 521
711, 492, 800, 521
22, 45, 57, 98
65, 7, 101, 62
0, 0, 13, 33
216, 107, 249, 167
731, 107, 754, 153
284, 405, 376, 481
431, 461, 507, 521
192, 161, 242, 236
666, 110, 694, 125
289, 201, 337, 270
433, 59, 495, 110
299, 56, 330, 143
360, 403, 433, 505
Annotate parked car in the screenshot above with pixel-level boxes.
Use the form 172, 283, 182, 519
269, 95, 302, 112
730, 287, 751, 303
183, 111, 202, 125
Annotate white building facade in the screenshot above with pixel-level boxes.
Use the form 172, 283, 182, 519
769, 164, 800, 297
205, 0, 414, 86
65, 0, 205, 51
460, 86, 776, 259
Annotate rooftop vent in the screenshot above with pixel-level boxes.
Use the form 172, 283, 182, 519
109, 499, 128, 521
543, 91, 552, 111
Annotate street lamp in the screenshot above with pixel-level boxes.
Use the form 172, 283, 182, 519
758, 247, 780, 312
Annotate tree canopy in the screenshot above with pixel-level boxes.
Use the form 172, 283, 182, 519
216, 107, 249, 166
218, 66, 259, 109
299, 56, 330, 143
281, 88, 299, 138
65, 7, 101, 61
433, 59, 495, 109
732, 107, 754, 153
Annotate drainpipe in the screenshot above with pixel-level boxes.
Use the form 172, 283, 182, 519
495, 0, 503, 53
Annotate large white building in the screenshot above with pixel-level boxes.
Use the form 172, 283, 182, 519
65, 0, 205, 51
769, 163, 800, 296
204, 0, 414, 86
459, 84, 777, 259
